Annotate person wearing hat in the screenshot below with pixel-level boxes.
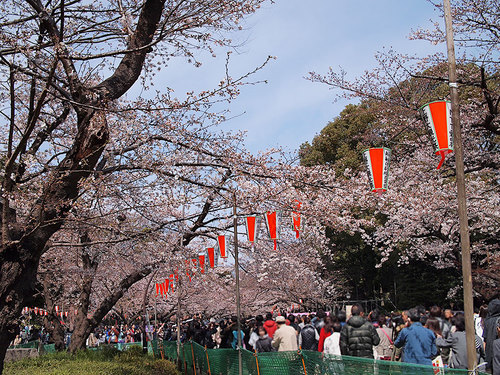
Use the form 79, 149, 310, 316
272, 315, 298, 352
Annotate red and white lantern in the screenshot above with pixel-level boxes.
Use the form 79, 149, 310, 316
191, 258, 198, 274
44, 310, 48, 316
245, 216, 258, 243
168, 274, 175, 293
291, 200, 302, 239
264, 211, 280, 250
185, 259, 193, 282
55, 305, 59, 314
64, 311, 68, 318
217, 235, 227, 258
198, 254, 206, 274
34, 307, 39, 315
160, 279, 168, 296
363, 147, 391, 194
207, 247, 215, 268
419, 101, 453, 169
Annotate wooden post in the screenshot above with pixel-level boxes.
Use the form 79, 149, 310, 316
176, 277, 182, 370
442, 0, 476, 372
233, 192, 243, 375
160, 339, 165, 360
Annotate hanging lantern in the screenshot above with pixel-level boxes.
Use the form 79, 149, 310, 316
44, 310, 48, 316
185, 259, 192, 282
168, 274, 175, 293
34, 307, 39, 315
264, 211, 280, 250
55, 305, 59, 314
217, 235, 227, 258
64, 311, 68, 318
192, 258, 198, 274
419, 101, 453, 169
291, 200, 302, 239
165, 278, 170, 295
207, 247, 215, 268
363, 147, 391, 194
155, 283, 160, 297
198, 254, 206, 274
245, 216, 259, 243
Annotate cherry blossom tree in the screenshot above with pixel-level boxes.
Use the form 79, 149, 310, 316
0, 0, 272, 370
304, 1, 499, 304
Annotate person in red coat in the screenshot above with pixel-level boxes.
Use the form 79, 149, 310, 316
318, 317, 334, 352
263, 312, 278, 339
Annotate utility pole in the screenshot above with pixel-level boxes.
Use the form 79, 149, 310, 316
233, 192, 243, 375
176, 277, 182, 370
442, 0, 476, 372
177, 200, 185, 369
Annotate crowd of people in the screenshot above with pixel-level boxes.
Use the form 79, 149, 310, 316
160, 298, 500, 373
10, 298, 500, 374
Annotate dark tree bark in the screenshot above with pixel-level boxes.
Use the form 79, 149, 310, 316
68, 266, 153, 352
41, 278, 66, 351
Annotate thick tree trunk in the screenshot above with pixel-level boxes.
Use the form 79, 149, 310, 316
46, 317, 66, 351
0, 0, 166, 369
68, 315, 93, 352
68, 266, 153, 353
41, 278, 66, 351
0, 243, 41, 374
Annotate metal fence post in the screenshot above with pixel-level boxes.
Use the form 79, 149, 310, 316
299, 350, 308, 375
190, 341, 197, 375
205, 346, 212, 375
254, 350, 261, 375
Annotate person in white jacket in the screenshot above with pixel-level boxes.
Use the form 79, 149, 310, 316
323, 322, 342, 356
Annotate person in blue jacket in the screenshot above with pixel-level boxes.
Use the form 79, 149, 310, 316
395, 308, 437, 365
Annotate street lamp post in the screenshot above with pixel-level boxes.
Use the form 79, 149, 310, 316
233, 192, 243, 375
442, 0, 476, 372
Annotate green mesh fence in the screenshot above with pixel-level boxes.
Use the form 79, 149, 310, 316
8, 340, 39, 349
43, 343, 56, 353
8, 339, 487, 374
159, 341, 487, 375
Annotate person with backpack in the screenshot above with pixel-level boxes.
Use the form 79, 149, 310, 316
340, 304, 380, 358
374, 316, 393, 360
484, 299, 500, 372
299, 316, 319, 351
436, 313, 485, 369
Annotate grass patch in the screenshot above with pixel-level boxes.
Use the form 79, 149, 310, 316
4, 345, 180, 375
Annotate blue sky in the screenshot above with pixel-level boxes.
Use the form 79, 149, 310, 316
154, 1, 445, 154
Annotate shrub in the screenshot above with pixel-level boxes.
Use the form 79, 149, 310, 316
151, 359, 180, 375
4, 347, 180, 375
